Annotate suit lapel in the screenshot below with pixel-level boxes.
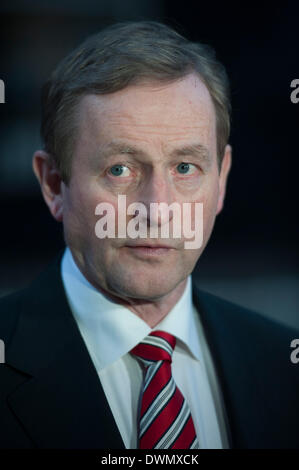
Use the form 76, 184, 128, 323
6, 251, 125, 449
191, 283, 283, 449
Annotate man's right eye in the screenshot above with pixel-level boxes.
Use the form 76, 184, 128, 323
108, 164, 130, 177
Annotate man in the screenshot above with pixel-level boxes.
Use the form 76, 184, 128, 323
0, 20, 298, 449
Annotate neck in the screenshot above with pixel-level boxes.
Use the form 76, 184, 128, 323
86, 272, 188, 328
121, 278, 188, 328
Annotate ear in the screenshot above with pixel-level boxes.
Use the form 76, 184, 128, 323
216, 144, 232, 215
32, 150, 64, 222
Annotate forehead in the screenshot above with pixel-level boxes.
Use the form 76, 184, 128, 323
76, 73, 216, 152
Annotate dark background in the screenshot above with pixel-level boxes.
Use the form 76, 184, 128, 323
0, 1, 298, 327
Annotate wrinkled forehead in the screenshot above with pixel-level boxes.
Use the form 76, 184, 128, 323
75, 73, 217, 155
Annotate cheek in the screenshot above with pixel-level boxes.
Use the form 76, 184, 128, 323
202, 194, 219, 234
193, 186, 219, 235
63, 183, 101, 239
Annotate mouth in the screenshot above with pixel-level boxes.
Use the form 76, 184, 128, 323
123, 243, 175, 257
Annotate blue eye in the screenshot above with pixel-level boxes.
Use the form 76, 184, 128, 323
177, 162, 195, 174
109, 164, 130, 177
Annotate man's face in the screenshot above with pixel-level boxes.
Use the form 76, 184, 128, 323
60, 73, 230, 301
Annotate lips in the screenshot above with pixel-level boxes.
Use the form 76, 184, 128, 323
124, 242, 174, 249
123, 243, 175, 257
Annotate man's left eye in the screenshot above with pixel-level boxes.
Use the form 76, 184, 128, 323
108, 164, 131, 177
176, 162, 196, 175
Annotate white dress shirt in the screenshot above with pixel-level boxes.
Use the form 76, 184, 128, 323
61, 247, 229, 449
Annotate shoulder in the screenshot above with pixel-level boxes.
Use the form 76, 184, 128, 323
192, 280, 299, 354
192, 280, 299, 404
0, 250, 65, 346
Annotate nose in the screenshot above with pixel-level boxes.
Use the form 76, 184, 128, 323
137, 169, 175, 228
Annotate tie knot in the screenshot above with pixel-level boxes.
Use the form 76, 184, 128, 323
130, 330, 176, 365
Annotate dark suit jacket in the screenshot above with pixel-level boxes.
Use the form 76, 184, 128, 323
1, 251, 299, 449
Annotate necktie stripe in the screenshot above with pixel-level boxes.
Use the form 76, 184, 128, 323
133, 342, 170, 362
140, 387, 184, 447
136, 355, 157, 367
170, 415, 197, 449
154, 398, 190, 449
130, 330, 199, 449
150, 392, 185, 449
140, 377, 176, 435
140, 336, 173, 356
190, 436, 200, 449
143, 360, 163, 392
141, 363, 171, 414
149, 330, 176, 350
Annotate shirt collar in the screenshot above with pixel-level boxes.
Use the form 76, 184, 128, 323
61, 247, 202, 370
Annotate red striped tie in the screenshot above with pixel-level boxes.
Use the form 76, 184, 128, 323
130, 330, 199, 449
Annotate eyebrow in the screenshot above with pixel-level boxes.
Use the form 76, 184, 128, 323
100, 141, 212, 166
171, 143, 212, 166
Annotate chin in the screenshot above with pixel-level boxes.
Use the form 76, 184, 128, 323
108, 268, 185, 301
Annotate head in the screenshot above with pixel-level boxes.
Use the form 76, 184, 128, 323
33, 20, 232, 302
